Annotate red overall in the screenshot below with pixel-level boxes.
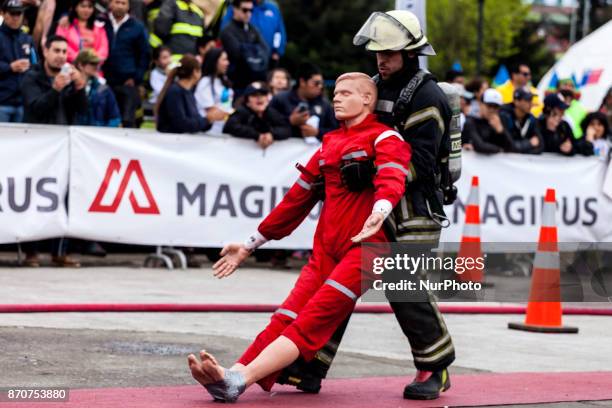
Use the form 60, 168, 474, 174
238, 114, 411, 390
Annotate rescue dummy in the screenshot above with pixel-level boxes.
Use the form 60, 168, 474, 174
187, 72, 411, 402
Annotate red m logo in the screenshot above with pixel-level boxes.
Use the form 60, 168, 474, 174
89, 159, 160, 214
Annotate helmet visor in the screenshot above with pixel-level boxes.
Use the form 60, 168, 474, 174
353, 12, 419, 51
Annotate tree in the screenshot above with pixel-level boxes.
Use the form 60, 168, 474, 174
500, 23, 556, 84
426, 0, 529, 78
278, 0, 394, 81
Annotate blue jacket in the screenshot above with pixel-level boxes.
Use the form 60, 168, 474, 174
102, 15, 150, 86
499, 103, 543, 154
0, 24, 37, 106
157, 83, 212, 133
76, 77, 121, 127
221, 0, 286, 57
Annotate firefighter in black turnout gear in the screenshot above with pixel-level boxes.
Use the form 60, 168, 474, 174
276, 10, 460, 400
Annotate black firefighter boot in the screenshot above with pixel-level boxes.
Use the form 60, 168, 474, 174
276, 316, 352, 393
275, 357, 323, 393
403, 368, 451, 400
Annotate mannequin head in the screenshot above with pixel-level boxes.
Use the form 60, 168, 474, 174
333, 72, 377, 126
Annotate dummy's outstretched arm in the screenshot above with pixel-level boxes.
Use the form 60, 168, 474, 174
212, 150, 322, 278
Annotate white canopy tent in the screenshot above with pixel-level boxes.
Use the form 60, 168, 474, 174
537, 20, 612, 111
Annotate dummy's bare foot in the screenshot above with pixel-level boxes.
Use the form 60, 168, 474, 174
187, 351, 214, 386
200, 350, 225, 382
189, 350, 246, 402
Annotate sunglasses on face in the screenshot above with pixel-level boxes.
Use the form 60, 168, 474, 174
240, 7, 253, 13
519, 71, 531, 77
485, 103, 500, 110
8, 10, 24, 16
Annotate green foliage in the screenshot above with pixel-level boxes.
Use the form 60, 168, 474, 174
277, 0, 554, 85
278, 0, 394, 81
426, 0, 529, 78
501, 23, 556, 84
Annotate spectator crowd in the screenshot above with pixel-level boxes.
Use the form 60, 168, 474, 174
1, 0, 611, 267
455, 63, 611, 159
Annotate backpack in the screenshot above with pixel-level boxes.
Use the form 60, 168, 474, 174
241, 42, 269, 74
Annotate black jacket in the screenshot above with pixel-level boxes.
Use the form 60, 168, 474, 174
21, 64, 88, 125
463, 115, 514, 154
269, 89, 337, 140
223, 104, 291, 141
499, 103, 543, 154
538, 116, 593, 156
374, 63, 452, 232
220, 19, 269, 90
157, 83, 211, 133
0, 24, 37, 106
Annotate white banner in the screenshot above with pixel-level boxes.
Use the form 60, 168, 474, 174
0, 125, 69, 243
68, 127, 320, 248
2, 125, 611, 248
441, 151, 612, 243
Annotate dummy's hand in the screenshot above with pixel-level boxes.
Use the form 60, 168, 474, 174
212, 243, 251, 278
351, 212, 385, 243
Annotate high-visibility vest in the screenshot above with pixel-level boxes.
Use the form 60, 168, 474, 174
565, 100, 589, 138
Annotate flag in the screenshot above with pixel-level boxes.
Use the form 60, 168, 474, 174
586, 69, 604, 85
493, 65, 510, 87
547, 71, 559, 90
452, 60, 463, 72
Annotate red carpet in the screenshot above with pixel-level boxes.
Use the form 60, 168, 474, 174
3, 372, 611, 407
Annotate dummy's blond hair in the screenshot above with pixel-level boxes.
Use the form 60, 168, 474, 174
335, 72, 377, 111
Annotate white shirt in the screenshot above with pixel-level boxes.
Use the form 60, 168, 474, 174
109, 13, 130, 34
149, 67, 167, 104
194, 76, 234, 134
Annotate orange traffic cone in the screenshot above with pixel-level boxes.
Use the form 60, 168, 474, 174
508, 188, 578, 333
457, 176, 484, 283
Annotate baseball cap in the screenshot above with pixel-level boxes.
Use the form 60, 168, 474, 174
74, 49, 101, 66
513, 88, 534, 101
2, 0, 26, 11
482, 88, 503, 106
243, 82, 269, 97
452, 83, 473, 100
543, 93, 569, 111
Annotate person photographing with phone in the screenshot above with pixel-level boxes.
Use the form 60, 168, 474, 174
20, 34, 86, 268
21, 34, 87, 125
270, 62, 337, 143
